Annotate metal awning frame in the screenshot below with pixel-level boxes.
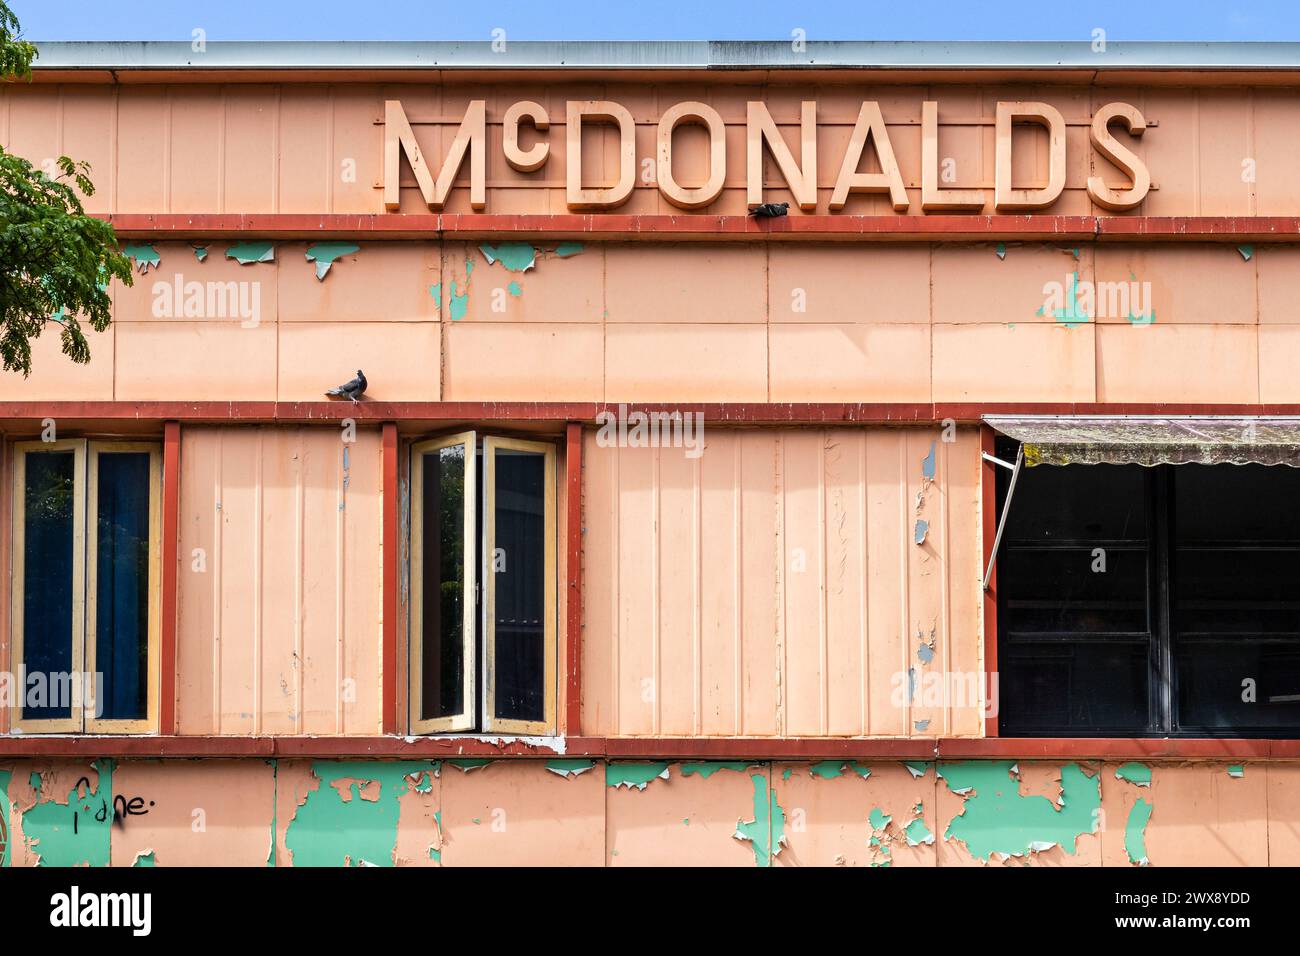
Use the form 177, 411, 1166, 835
981, 445, 1023, 591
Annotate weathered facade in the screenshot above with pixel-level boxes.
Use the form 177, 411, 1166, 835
1, 40, 1299, 866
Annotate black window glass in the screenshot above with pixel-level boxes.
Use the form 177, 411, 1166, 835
997, 442, 1300, 738
23, 451, 76, 720
420, 444, 467, 721
491, 448, 546, 723
997, 437, 1153, 735
94, 452, 152, 721
1174, 464, 1300, 732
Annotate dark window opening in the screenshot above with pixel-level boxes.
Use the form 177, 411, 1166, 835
995, 435, 1300, 737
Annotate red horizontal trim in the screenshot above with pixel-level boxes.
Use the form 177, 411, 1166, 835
0, 735, 1291, 760
601, 737, 938, 760
940, 737, 1298, 760
5, 402, 1300, 426
0, 735, 602, 759
97, 212, 1300, 242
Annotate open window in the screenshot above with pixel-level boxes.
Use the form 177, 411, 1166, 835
988, 416, 1300, 738
409, 433, 557, 735
11, 439, 162, 734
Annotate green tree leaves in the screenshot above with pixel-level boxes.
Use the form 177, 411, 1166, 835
0, 0, 131, 377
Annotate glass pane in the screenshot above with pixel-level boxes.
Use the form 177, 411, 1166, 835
1000, 643, 1150, 734
996, 445, 1153, 735
420, 444, 467, 721
94, 452, 151, 721
22, 451, 76, 720
491, 447, 546, 723
1177, 641, 1300, 732
1173, 463, 1300, 732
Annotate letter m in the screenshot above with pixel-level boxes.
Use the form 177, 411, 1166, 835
384, 100, 486, 211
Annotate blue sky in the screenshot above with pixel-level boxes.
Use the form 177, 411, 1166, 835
10, 0, 1296, 42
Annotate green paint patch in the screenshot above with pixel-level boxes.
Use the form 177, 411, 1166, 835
507, 280, 522, 297
867, 807, 894, 867
429, 283, 442, 311
447, 759, 492, 772
679, 761, 752, 779
283, 760, 437, 867
809, 760, 847, 780
132, 850, 157, 867
449, 282, 469, 321
904, 761, 931, 779
23, 760, 114, 867
606, 762, 669, 790
226, 242, 275, 265
122, 244, 161, 273
1227, 764, 1245, 779
808, 761, 871, 780
411, 769, 436, 792
479, 242, 537, 273
733, 773, 786, 867
905, 816, 935, 847
546, 758, 596, 778
1238, 244, 1254, 261
1125, 798, 1153, 865
193, 246, 208, 262
995, 242, 1006, 260
1115, 762, 1151, 787
555, 242, 584, 258
1039, 271, 1091, 328
306, 242, 360, 280
0, 769, 10, 868
268, 759, 277, 867
938, 761, 1100, 862
1125, 307, 1156, 326
429, 810, 442, 863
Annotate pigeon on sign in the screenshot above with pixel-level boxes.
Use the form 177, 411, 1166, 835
748, 202, 790, 218
325, 370, 368, 403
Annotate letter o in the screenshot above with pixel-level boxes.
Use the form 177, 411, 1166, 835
656, 101, 726, 210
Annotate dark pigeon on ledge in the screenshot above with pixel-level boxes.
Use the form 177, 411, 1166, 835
749, 202, 790, 218
326, 369, 367, 403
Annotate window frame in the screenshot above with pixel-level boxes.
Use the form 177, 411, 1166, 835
408, 430, 478, 735
85, 441, 163, 735
407, 431, 558, 736
10, 438, 162, 735
482, 435, 557, 736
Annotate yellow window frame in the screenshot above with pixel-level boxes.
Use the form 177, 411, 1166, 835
10, 439, 87, 734
409, 431, 478, 734
85, 441, 162, 734
482, 435, 557, 736
10, 439, 161, 735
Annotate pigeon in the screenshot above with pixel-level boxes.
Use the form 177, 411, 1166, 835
749, 202, 790, 218
325, 369, 367, 403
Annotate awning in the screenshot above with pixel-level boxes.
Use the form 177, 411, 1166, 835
983, 416, 1300, 467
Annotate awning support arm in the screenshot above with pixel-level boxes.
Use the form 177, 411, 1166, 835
981, 452, 1018, 471
982, 444, 1024, 592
